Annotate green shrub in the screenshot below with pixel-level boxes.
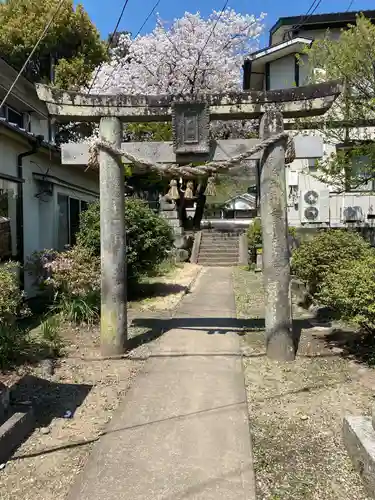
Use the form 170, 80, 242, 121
77, 198, 174, 281
47, 246, 100, 324
318, 254, 375, 328
291, 229, 372, 296
29, 246, 100, 324
247, 217, 262, 254
247, 218, 297, 260
0, 323, 28, 369
0, 262, 28, 324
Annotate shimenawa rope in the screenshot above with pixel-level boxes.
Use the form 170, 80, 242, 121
87, 131, 295, 178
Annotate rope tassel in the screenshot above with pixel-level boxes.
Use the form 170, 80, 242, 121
184, 181, 195, 199
205, 177, 216, 196
167, 179, 180, 200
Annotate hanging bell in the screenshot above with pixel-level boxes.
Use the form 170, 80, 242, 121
205, 176, 216, 197
184, 181, 195, 199
166, 179, 180, 200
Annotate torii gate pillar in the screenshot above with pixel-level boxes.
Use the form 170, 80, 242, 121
260, 109, 294, 360
99, 117, 126, 356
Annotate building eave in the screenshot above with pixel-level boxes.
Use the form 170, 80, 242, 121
0, 117, 60, 156
269, 9, 375, 45
245, 38, 313, 70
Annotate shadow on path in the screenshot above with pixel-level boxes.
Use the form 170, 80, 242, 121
128, 315, 314, 353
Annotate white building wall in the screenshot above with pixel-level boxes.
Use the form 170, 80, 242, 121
269, 54, 296, 90
30, 115, 49, 139
0, 132, 99, 296
268, 28, 342, 92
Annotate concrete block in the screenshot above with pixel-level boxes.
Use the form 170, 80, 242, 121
0, 405, 35, 463
238, 233, 248, 266
190, 231, 202, 264
172, 226, 184, 236
0, 383, 10, 423
290, 278, 309, 306
175, 249, 189, 263
161, 210, 179, 220
343, 415, 375, 498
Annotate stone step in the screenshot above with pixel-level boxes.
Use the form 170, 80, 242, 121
202, 235, 239, 240
201, 242, 239, 247
198, 262, 236, 267
200, 244, 238, 250
198, 257, 238, 264
202, 238, 239, 245
199, 251, 239, 258
200, 239, 239, 245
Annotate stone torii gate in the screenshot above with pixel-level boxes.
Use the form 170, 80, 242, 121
36, 81, 340, 361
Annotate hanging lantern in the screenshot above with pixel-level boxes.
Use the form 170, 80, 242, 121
184, 181, 195, 199
205, 176, 216, 197
166, 179, 180, 200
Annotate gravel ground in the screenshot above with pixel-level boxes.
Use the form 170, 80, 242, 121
0, 263, 202, 500
233, 267, 374, 500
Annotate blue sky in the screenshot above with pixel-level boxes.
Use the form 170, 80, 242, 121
80, 0, 375, 48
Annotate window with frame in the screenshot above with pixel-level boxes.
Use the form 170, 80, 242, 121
336, 145, 375, 191
57, 194, 89, 250
350, 154, 374, 191
0, 179, 18, 260
0, 105, 25, 129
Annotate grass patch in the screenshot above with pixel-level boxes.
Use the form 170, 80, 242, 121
233, 267, 373, 500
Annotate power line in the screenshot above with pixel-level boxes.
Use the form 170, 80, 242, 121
346, 0, 355, 12
134, 0, 161, 37
88, 0, 131, 94
180, 0, 229, 96
299, 0, 323, 24
284, 0, 323, 39
99, 0, 162, 92
0, 0, 66, 113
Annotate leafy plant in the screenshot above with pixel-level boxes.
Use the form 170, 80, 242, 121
0, 0, 107, 89
291, 229, 372, 296
52, 292, 99, 325
247, 218, 296, 261
247, 217, 263, 253
0, 324, 28, 369
39, 315, 64, 356
29, 246, 100, 324
318, 254, 375, 328
300, 15, 375, 191
0, 262, 29, 324
77, 198, 174, 282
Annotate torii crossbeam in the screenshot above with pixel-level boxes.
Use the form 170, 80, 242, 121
36, 81, 340, 361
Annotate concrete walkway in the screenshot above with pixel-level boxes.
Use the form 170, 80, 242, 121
68, 267, 255, 500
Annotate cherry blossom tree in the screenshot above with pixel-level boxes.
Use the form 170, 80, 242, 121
83, 9, 266, 228
92, 9, 266, 97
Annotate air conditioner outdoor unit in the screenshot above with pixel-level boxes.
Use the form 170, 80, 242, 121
300, 189, 330, 224
342, 194, 375, 223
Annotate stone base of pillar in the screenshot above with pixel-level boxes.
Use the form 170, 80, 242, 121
161, 211, 184, 236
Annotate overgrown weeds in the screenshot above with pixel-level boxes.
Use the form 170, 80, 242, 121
39, 315, 65, 357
